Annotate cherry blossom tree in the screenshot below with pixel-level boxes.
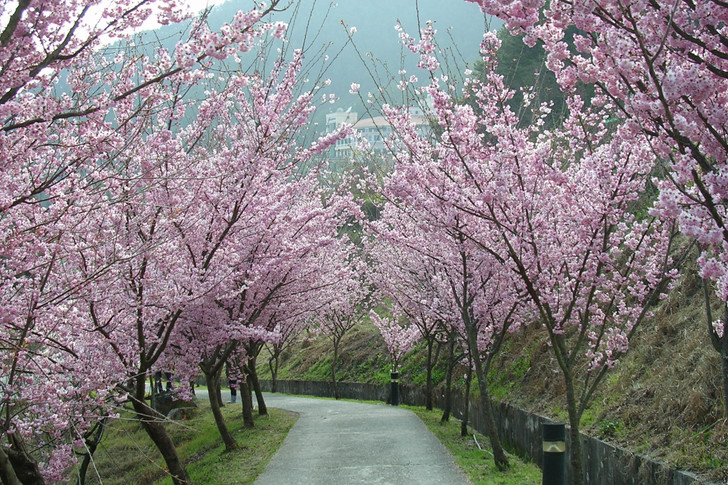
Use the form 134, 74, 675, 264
465, 0, 728, 420
369, 311, 419, 373
265, 312, 312, 393
443, 220, 523, 467
0, 2, 187, 482
368, 177, 519, 470
143, 43, 354, 451
315, 253, 369, 400
365, 229, 447, 411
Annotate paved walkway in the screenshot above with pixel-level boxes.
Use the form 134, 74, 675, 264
253, 393, 471, 485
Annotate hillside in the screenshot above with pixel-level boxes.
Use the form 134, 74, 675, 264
259, 249, 728, 482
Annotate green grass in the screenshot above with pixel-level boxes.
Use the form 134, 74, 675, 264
75, 401, 297, 485
301, 354, 332, 381
408, 406, 542, 485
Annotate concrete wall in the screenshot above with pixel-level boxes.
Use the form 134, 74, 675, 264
259, 379, 718, 485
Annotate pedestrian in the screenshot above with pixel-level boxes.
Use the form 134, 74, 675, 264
154, 371, 163, 393
226, 361, 237, 404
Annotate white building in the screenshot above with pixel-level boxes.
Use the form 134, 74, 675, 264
325, 108, 359, 160
325, 107, 431, 161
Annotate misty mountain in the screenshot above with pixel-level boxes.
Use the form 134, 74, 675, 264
203, 0, 501, 121
117, 1, 501, 137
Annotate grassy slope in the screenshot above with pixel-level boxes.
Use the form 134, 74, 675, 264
410, 406, 541, 484
260, 256, 728, 482
75, 402, 297, 485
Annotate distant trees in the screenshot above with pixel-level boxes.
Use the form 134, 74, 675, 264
473, 26, 565, 128
369, 311, 419, 374
315, 253, 369, 400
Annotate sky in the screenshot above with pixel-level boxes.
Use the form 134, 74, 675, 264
0, 0, 232, 42
134, 0, 232, 31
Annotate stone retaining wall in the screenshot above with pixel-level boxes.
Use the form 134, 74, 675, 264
259, 379, 717, 485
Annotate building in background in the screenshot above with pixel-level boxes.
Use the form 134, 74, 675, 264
324, 106, 431, 164
326, 108, 359, 161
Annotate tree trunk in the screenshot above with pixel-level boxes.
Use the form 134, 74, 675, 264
474, 371, 509, 470
247, 358, 267, 415
704, 279, 728, 419
240, 379, 255, 428
564, 372, 585, 485
76, 418, 106, 485
720, 306, 728, 420
5, 434, 44, 485
440, 338, 455, 423
0, 446, 23, 485
131, 379, 190, 485
269, 351, 280, 393
465, 326, 509, 471
331, 339, 340, 400
215, 368, 224, 408
461, 359, 473, 437
425, 337, 434, 411
204, 371, 238, 451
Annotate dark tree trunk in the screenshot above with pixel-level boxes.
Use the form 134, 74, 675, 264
269, 351, 280, 393
131, 378, 191, 485
564, 370, 585, 485
204, 371, 238, 451
331, 339, 340, 400
3, 435, 42, 485
461, 359, 473, 437
215, 368, 224, 408
76, 418, 106, 485
425, 337, 435, 411
0, 446, 22, 485
474, 370, 509, 471
240, 379, 255, 428
465, 326, 509, 471
703, 279, 728, 419
247, 358, 267, 415
440, 338, 455, 423
718, 304, 728, 420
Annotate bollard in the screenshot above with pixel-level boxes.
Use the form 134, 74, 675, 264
390, 371, 400, 406
542, 422, 566, 485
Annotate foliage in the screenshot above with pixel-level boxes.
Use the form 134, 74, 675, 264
473, 25, 568, 128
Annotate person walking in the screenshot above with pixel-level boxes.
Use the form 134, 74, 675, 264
226, 361, 237, 404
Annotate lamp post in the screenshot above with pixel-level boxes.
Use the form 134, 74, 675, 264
390, 371, 400, 406
542, 422, 566, 485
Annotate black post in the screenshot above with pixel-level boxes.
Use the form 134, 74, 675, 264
390, 371, 400, 406
542, 422, 566, 485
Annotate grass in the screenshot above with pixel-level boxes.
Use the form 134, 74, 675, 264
406, 406, 542, 485
75, 400, 297, 485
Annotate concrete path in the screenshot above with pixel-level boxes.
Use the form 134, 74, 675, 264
253, 393, 471, 485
